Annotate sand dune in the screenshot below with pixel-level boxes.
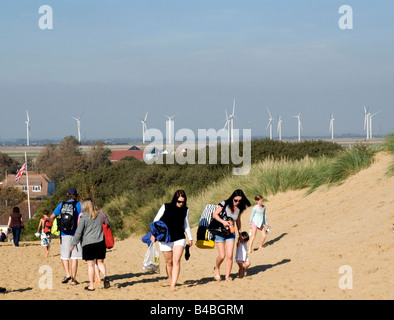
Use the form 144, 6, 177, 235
1, 152, 393, 300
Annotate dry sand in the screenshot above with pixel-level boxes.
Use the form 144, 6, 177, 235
1, 152, 393, 300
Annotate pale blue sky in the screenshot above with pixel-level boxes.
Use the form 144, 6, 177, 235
1, 0, 393, 141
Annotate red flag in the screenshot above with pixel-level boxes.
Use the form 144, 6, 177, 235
15, 163, 27, 181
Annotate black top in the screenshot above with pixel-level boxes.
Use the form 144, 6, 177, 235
159, 203, 188, 242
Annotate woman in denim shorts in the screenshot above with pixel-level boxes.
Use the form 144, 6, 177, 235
212, 189, 251, 282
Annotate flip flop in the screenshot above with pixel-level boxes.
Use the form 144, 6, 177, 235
61, 276, 72, 284
84, 286, 95, 291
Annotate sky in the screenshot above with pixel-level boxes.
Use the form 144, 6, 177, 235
0, 0, 393, 142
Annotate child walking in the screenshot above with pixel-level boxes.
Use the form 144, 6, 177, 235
248, 194, 271, 255
36, 210, 52, 258
235, 231, 251, 278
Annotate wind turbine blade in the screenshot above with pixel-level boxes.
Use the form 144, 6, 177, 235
267, 108, 272, 118
370, 110, 381, 117
79, 110, 85, 119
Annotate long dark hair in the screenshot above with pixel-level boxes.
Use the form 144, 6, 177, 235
170, 189, 187, 207
224, 189, 251, 213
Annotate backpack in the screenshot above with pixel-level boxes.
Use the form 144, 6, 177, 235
43, 218, 52, 235
58, 201, 78, 234
51, 218, 60, 236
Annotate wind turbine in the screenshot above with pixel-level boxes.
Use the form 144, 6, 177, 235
25, 110, 30, 146
71, 111, 84, 143
293, 113, 303, 141
277, 116, 282, 141
329, 113, 335, 140
369, 110, 381, 139
223, 109, 231, 142
363, 106, 370, 140
266, 108, 274, 140
228, 99, 238, 143
141, 112, 148, 144
165, 114, 176, 145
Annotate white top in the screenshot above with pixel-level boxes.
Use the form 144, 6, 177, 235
220, 201, 240, 221
235, 242, 249, 262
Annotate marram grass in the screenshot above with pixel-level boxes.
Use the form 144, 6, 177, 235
104, 144, 377, 236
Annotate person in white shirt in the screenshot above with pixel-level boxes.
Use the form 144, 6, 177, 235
150, 190, 193, 291
235, 231, 251, 278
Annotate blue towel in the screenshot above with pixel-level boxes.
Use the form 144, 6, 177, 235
141, 221, 170, 246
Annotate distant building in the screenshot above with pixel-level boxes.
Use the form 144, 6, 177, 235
0, 173, 55, 198
110, 150, 145, 163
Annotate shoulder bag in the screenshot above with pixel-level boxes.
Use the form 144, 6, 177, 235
208, 205, 233, 236
99, 210, 114, 249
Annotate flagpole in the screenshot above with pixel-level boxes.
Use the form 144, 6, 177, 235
25, 152, 31, 219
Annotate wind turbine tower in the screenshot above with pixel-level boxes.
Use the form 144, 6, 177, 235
369, 110, 381, 139
224, 109, 231, 143
266, 108, 273, 140
277, 116, 282, 141
228, 99, 238, 143
293, 113, 303, 141
71, 111, 84, 143
329, 113, 335, 140
363, 106, 370, 140
141, 112, 148, 144
165, 114, 176, 145
25, 110, 30, 146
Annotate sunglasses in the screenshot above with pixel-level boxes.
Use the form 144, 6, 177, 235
233, 199, 241, 203
177, 200, 185, 204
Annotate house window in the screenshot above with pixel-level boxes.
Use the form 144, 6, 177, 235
32, 186, 42, 192
22, 186, 28, 192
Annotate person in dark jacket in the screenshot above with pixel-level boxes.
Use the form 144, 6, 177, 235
7, 207, 24, 247
150, 190, 193, 291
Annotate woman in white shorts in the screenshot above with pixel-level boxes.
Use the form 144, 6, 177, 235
150, 190, 193, 291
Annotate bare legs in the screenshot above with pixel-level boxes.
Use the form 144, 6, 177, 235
62, 259, 78, 284
215, 241, 235, 282
162, 245, 184, 291
248, 226, 267, 254
87, 259, 107, 290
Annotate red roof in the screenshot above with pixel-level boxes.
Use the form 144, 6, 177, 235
110, 150, 144, 162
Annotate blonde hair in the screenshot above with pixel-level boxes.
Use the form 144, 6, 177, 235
82, 198, 98, 219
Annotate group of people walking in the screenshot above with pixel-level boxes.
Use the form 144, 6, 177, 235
149, 188, 271, 290
5, 187, 270, 292
43, 188, 111, 291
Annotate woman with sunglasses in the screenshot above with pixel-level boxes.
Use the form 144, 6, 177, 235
212, 189, 251, 282
151, 190, 193, 291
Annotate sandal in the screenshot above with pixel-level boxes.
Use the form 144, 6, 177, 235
84, 286, 95, 291
61, 276, 72, 284
71, 281, 80, 286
